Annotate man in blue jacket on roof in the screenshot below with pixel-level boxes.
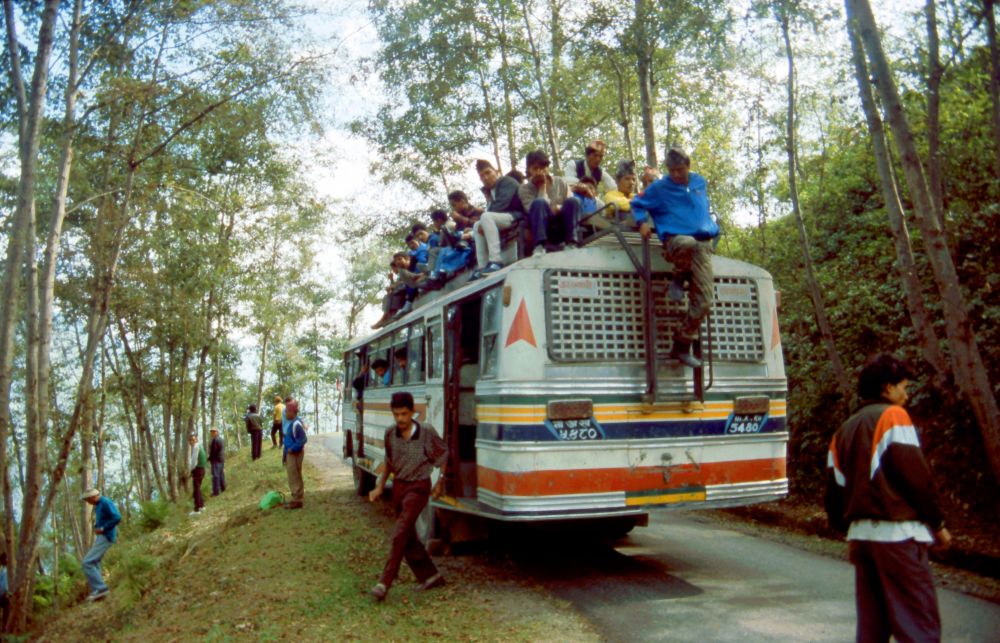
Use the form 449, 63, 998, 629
632, 148, 719, 369
80, 489, 121, 602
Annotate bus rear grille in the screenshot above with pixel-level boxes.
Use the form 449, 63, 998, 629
545, 270, 765, 362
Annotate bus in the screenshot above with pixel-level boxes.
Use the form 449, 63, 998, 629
343, 228, 787, 543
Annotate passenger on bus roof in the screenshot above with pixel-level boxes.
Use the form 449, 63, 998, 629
518, 149, 582, 257
603, 160, 638, 224
372, 253, 424, 329
447, 190, 483, 237
640, 165, 661, 191
632, 148, 720, 369
471, 159, 523, 278
564, 139, 617, 198
405, 232, 430, 272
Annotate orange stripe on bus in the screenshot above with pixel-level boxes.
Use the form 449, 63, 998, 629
476, 458, 786, 496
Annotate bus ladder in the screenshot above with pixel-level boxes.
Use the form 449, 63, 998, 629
582, 220, 713, 405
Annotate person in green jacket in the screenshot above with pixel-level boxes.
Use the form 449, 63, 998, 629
189, 433, 208, 515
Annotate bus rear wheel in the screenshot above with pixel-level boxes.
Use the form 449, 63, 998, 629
353, 458, 375, 496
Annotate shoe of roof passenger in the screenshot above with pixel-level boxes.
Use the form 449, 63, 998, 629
468, 269, 483, 281
668, 279, 686, 302
545, 242, 565, 253
392, 301, 413, 319
481, 261, 504, 274
669, 338, 702, 369
532, 247, 546, 257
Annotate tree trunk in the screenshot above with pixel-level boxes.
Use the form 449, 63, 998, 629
0, 1, 61, 631
497, 5, 518, 170
924, 0, 945, 225
635, 0, 657, 166
850, 0, 1000, 483
985, 0, 1000, 182
519, 0, 561, 172
778, 5, 853, 400
846, 15, 949, 380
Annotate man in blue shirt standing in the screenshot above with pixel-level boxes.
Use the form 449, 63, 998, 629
80, 489, 121, 602
632, 148, 720, 368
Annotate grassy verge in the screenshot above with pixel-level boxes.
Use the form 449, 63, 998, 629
36, 443, 596, 642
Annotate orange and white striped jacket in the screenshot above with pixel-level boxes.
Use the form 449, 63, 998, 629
825, 401, 943, 534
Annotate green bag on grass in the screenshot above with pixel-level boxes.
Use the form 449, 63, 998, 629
259, 490, 284, 510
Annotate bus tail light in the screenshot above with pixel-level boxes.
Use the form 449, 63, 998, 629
547, 399, 593, 420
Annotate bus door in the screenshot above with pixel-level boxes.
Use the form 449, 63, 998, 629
444, 298, 482, 499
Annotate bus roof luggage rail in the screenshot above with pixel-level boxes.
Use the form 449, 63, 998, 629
580, 221, 712, 405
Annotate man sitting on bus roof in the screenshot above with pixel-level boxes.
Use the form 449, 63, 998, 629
471, 159, 524, 278
564, 139, 617, 199
518, 149, 582, 257
372, 253, 424, 329
632, 148, 719, 369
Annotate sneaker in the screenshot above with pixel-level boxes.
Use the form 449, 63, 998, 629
370, 582, 388, 602
545, 242, 565, 253
189, 510, 201, 516
669, 338, 702, 369
418, 574, 446, 591
392, 301, 413, 319
87, 588, 110, 602
481, 261, 504, 274
468, 269, 483, 281
532, 247, 546, 257
668, 279, 685, 302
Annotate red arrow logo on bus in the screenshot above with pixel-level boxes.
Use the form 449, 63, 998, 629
505, 297, 537, 348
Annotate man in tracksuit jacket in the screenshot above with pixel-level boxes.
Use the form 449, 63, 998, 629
632, 147, 719, 369
825, 353, 952, 643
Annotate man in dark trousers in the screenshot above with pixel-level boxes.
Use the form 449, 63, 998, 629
80, 489, 121, 601
826, 353, 952, 643
208, 426, 226, 496
368, 392, 448, 602
188, 433, 207, 515
244, 404, 264, 461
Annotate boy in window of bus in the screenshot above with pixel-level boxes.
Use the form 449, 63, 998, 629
632, 148, 719, 369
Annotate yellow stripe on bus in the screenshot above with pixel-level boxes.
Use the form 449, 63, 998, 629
625, 490, 707, 506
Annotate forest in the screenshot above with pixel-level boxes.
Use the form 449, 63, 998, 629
1, 0, 999, 634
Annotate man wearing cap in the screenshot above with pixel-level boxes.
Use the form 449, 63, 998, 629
189, 433, 207, 515
80, 489, 121, 601
208, 427, 226, 496
282, 399, 308, 509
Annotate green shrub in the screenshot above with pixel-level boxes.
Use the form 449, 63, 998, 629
136, 498, 170, 532
118, 552, 157, 601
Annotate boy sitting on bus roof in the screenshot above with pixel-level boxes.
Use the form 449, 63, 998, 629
447, 190, 483, 237
518, 149, 583, 256
632, 148, 719, 369
372, 253, 424, 329
603, 160, 638, 223
471, 159, 524, 278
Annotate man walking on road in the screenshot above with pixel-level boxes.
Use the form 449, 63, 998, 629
283, 399, 307, 509
369, 392, 448, 602
826, 353, 951, 643
209, 426, 226, 496
80, 489, 121, 602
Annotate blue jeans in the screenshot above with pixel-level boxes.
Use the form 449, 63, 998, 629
526, 197, 583, 252
83, 534, 113, 593
211, 461, 226, 495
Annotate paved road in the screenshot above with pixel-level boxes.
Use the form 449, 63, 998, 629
315, 432, 1000, 642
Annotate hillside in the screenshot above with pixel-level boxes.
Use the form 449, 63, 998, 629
36, 443, 597, 642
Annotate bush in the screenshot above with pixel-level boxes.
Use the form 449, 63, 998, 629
136, 498, 170, 532
118, 552, 157, 601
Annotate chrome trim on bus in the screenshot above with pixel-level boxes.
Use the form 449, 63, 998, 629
706, 479, 789, 501
478, 488, 626, 513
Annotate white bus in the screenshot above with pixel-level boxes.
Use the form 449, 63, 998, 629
344, 230, 787, 542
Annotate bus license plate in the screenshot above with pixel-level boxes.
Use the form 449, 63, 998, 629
544, 418, 605, 441
725, 412, 768, 434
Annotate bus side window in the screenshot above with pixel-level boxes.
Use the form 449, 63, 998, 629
407, 322, 425, 384
482, 287, 502, 378
391, 328, 408, 386
427, 317, 443, 380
